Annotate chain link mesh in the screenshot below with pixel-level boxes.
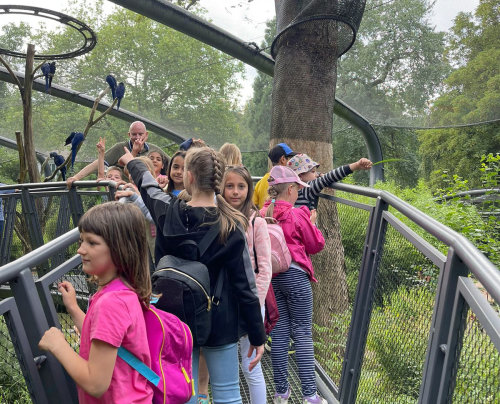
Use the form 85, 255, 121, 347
449, 304, 500, 403
0, 316, 30, 403
355, 223, 441, 403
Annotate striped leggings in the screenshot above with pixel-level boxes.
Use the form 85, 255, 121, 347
271, 267, 317, 397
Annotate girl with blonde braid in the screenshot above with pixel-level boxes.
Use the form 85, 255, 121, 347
120, 146, 266, 404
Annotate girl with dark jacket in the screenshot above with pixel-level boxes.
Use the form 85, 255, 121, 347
121, 146, 266, 404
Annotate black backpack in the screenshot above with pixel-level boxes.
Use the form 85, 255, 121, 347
152, 213, 222, 347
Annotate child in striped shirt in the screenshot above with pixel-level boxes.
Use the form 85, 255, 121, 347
287, 154, 372, 209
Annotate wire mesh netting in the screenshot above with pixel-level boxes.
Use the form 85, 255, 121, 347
0, 316, 30, 403
312, 193, 374, 389
449, 305, 500, 403
356, 224, 441, 403
48, 267, 95, 352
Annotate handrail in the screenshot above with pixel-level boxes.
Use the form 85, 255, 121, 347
328, 182, 500, 303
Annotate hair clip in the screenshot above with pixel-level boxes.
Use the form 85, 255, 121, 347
271, 199, 276, 203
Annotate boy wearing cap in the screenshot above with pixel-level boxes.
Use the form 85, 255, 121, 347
288, 154, 373, 210
253, 143, 297, 209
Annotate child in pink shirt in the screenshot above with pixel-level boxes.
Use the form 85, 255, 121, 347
39, 202, 153, 403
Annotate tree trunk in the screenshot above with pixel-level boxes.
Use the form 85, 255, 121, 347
270, 17, 349, 330
23, 44, 40, 184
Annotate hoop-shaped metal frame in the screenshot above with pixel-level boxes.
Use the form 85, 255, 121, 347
0, 5, 97, 60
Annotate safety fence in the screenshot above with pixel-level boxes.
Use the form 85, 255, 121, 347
0, 182, 499, 403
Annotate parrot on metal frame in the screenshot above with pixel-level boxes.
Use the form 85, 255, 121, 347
41, 63, 50, 92
115, 82, 125, 110
49, 152, 67, 181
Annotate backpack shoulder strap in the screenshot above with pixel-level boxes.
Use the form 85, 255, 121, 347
198, 222, 219, 258
252, 216, 259, 274
117, 347, 160, 386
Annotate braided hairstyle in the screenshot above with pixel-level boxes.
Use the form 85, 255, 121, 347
184, 147, 248, 242
265, 182, 289, 223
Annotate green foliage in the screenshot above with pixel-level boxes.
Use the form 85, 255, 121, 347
336, 0, 449, 124
362, 287, 434, 399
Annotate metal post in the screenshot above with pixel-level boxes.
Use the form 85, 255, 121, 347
1, 195, 17, 265
418, 248, 468, 403
9, 268, 77, 403
339, 197, 388, 403
20, 188, 44, 249
67, 187, 84, 228
1, 297, 49, 404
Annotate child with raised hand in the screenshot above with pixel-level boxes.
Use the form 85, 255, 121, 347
260, 166, 326, 404
222, 165, 272, 404
288, 154, 372, 210
38, 202, 153, 404
121, 146, 266, 404
165, 150, 186, 197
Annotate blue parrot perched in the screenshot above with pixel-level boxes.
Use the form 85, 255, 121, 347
49, 152, 67, 181
115, 82, 125, 110
41, 62, 51, 92
48, 62, 56, 89
64, 132, 85, 168
106, 74, 117, 99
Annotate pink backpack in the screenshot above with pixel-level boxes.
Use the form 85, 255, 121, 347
105, 282, 194, 404
266, 220, 292, 274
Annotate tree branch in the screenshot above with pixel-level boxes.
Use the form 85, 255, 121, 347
0, 54, 23, 93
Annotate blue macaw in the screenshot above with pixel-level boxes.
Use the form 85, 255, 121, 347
106, 74, 117, 99
41, 63, 50, 92
65, 132, 85, 168
49, 151, 67, 181
48, 62, 56, 89
116, 82, 125, 110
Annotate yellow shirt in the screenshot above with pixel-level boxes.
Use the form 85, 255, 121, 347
253, 172, 271, 209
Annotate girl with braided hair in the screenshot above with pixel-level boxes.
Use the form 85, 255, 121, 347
120, 146, 266, 404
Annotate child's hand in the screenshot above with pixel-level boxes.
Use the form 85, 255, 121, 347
58, 281, 78, 312
96, 137, 105, 154
156, 174, 168, 189
310, 209, 317, 225
39, 327, 66, 353
115, 189, 136, 200
118, 147, 134, 167
350, 158, 373, 171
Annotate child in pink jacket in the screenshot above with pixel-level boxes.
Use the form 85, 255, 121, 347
260, 165, 326, 404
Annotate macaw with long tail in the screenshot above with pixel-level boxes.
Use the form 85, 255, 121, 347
106, 74, 117, 99
65, 132, 85, 168
49, 152, 67, 181
116, 82, 125, 110
41, 63, 51, 92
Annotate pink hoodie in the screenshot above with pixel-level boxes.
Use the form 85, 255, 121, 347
246, 211, 272, 306
260, 200, 325, 282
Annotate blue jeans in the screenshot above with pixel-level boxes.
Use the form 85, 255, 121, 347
187, 343, 242, 404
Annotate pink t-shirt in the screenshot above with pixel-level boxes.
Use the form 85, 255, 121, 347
78, 279, 153, 404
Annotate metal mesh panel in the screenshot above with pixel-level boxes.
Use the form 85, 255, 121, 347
48, 266, 95, 351
356, 225, 440, 403
449, 305, 500, 403
312, 194, 373, 388
0, 316, 30, 403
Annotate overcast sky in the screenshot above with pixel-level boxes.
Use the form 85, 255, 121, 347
1, 0, 480, 104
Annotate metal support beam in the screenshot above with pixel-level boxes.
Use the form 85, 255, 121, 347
0, 68, 186, 143
111, 0, 385, 184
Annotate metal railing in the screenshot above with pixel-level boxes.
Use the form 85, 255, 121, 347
0, 182, 499, 403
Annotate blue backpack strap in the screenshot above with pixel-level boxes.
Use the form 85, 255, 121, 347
117, 347, 160, 386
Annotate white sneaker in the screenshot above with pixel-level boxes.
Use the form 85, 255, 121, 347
303, 394, 327, 404
274, 388, 290, 404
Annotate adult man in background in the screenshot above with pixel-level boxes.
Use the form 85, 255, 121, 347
66, 121, 168, 186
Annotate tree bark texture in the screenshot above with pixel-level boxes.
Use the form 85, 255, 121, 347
23, 44, 40, 184
270, 11, 350, 338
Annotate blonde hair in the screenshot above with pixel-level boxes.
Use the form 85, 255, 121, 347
265, 183, 290, 222
219, 143, 242, 166
78, 202, 151, 305
124, 156, 155, 178
184, 147, 248, 242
